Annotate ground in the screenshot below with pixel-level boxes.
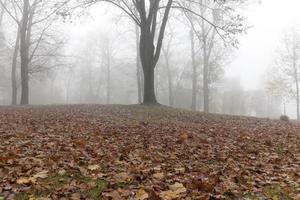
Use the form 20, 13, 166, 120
0, 105, 299, 200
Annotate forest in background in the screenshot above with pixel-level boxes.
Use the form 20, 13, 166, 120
0, 0, 297, 119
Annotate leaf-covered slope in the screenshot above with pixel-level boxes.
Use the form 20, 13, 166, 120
0, 105, 299, 199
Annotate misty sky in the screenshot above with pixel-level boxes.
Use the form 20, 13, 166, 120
227, 0, 300, 90
67, 0, 300, 91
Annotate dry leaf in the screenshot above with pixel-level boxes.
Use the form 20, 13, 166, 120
135, 188, 149, 200
33, 170, 48, 179
153, 172, 164, 180
16, 177, 36, 185
87, 164, 100, 171
160, 182, 187, 200
169, 182, 187, 193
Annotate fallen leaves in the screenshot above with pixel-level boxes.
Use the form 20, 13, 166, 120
33, 170, 49, 179
115, 172, 133, 183
153, 172, 164, 180
160, 183, 187, 200
0, 105, 300, 199
135, 188, 149, 200
16, 177, 36, 185
87, 164, 100, 171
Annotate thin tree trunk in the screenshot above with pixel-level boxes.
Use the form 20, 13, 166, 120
201, 16, 210, 113
11, 27, 20, 105
0, 0, 6, 25
135, 25, 142, 104
166, 60, 174, 106
292, 40, 300, 120
162, 47, 174, 106
190, 29, 197, 111
106, 46, 111, 104
66, 77, 71, 104
296, 79, 299, 120
20, 0, 30, 105
203, 53, 209, 113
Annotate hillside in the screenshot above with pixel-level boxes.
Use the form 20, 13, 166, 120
0, 105, 299, 200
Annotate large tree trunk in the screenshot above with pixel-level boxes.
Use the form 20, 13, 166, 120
20, 0, 30, 105
140, 31, 158, 105
143, 65, 157, 104
190, 29, 197, 111
137, 0, 173, 105
11, 28, 20, 105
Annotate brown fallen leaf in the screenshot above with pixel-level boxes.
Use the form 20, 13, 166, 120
103, 190, 122, 200
135, 188, 149, 200
33, 170, 48, 179
16, 177, 36, 185
160, 182, 187, 200
153, 172, 164, 180
87, 164, 100, 171
115, 172, 133, 183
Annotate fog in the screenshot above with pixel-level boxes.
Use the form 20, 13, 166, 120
1, 0, 300, 119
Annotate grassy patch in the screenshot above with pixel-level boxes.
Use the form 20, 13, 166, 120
87, 179, 108, 199
41, 172, 72, 189
32, 170, 108, 200
223, 185, 293, 200
263, 185, 293, 200
275, 142, 286, 155
15, 193, 29, 200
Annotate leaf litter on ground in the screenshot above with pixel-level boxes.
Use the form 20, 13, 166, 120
0, 105, 299, 199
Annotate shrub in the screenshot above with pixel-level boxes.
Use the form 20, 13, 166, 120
280, 115, 289, 122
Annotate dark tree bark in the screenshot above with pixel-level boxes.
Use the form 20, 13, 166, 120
137, 0, 173, 105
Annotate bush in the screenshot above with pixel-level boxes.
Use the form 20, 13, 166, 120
280, 115, 289, 122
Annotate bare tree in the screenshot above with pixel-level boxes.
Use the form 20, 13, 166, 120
190, 29, 197, 111
11, 27, 19, 105
82, 0, 244, 105
183, 0, 244, 113
266, 72, 290, 116
162, 28, 175, 106
269, 28, 300, 119
0, 0, 70, 105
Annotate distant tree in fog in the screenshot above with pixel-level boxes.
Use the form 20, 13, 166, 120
184, 0, 242, 113
222, 78, 246, 115
269, 27, 300, 120
266, 70, 290, 115
162, 27, 175, 106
